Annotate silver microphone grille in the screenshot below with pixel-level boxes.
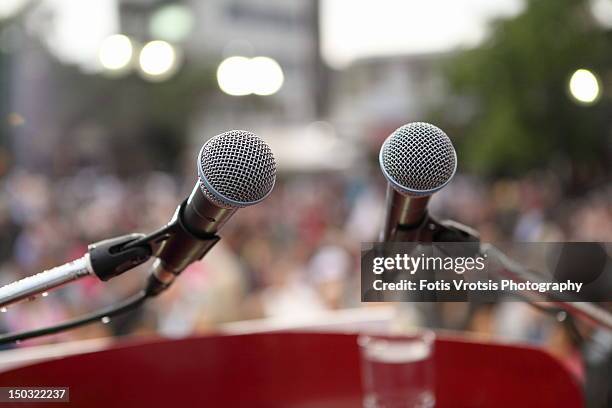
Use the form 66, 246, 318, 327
197, 130, 276, 208
379, 122, 457, 196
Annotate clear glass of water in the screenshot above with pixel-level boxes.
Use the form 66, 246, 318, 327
358, 331, 435, 408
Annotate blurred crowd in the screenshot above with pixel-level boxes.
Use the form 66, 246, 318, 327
0, 154, 610, 348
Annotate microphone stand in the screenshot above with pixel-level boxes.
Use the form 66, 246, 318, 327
0, 256, 92, 309
0, 231, 150, 310
483, 243, 612, 330
388, 213, 612, 331
0, 200, 220, 344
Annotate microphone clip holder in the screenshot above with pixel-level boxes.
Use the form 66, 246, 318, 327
88, 200, 220, 288
88, 234, 152, 281
393, 212, 480, 243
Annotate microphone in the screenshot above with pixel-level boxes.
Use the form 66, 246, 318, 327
374, 123, 612, 330
147, 130, 276, 293
0, 130, 277, 307
379, 122, 457, 241
183, 129, 277, 236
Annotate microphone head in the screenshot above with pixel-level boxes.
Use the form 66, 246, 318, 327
379, 122, 457, 196
197, 130, 276, 209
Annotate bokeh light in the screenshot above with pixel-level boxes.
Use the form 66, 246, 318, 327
250, 57, 284, 96
217, 56, 253, 96
98, 34, 133, 71
568, 69, 601, 105
217, 56, 284, 96
139, 40, 177, 80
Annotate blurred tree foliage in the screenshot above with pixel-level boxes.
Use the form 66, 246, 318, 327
442, 0, 612, 184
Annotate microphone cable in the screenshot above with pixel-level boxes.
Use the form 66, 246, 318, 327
0, 290, 150, 345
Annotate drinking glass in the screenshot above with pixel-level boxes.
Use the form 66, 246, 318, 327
358, 331, 435, 408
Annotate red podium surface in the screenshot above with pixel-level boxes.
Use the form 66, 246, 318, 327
0, 332, 582, 407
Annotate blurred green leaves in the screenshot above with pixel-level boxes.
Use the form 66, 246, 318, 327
442, 0, 612, 179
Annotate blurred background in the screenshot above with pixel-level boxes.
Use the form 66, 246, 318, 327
0, 0, 610, 390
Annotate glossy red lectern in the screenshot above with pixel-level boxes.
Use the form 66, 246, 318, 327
0, 332, 583, 408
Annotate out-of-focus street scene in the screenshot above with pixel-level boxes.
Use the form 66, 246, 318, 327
0, 0, 610, 397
